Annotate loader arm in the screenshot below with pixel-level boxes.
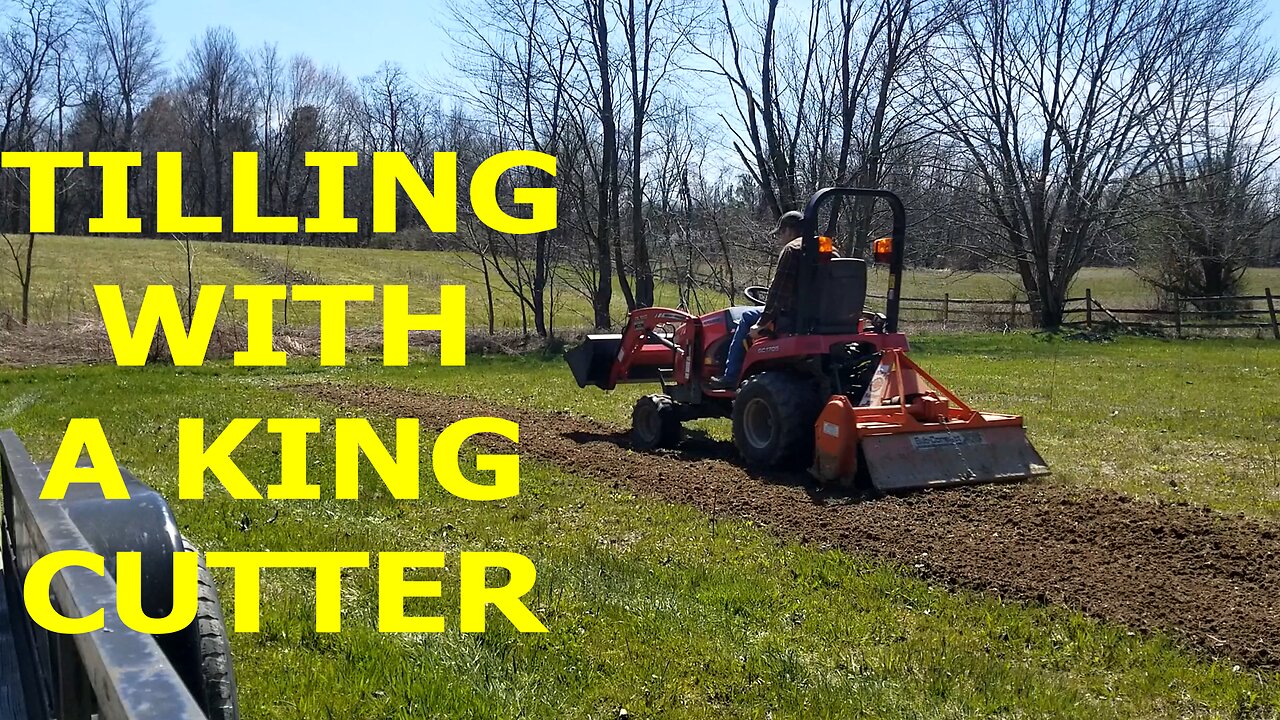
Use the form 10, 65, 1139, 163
565, 308, 694, 390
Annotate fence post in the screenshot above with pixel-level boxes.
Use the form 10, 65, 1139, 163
1009, 293, 1018, 327
1174, 295, 1182, 339
943, 293, 950, 329
1267, 288, 1279, 341
1085, 288, 1092, 329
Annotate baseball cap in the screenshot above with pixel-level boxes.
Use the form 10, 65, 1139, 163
772, 210, 804, 234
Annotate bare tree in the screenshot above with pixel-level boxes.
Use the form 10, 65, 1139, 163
250, 42, 283, 204
578, 0, 626, 321
1133, 4, 1280, 306
1, 0, 1276, 338
1, 0, 77, 235
927, 0, 1227, 327
453, 0, 628, 329
176, 26, 253, 237
79, 0, 162, 148
613, 0, 689, 306
0, 0, 77, 324
696, 0, 945, 252
249, 47, 348, 230
2, 231, 36, 324
1, 0, 76, 152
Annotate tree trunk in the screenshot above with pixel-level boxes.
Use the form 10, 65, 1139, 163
532, 231, 549, 336
631, 154, 653, 307
21, 233, 34, 326
614, 234, 634, 310
593, 0, 620, 326
625, 0, 655, 308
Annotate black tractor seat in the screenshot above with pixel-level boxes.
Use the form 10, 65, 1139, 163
812, 257, 868, 334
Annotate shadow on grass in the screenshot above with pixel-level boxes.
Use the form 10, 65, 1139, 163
559, 427, 875, 507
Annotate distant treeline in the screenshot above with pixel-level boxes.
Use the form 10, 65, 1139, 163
1, 0, 1278, 331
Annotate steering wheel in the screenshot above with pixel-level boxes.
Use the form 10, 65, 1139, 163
742, 285, 769, 305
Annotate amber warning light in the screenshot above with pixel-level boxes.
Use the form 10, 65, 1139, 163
873, 236, 893, 264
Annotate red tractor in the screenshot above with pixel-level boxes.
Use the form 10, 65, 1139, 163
565, 188, 1049, 492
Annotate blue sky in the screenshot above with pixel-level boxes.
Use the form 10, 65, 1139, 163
152, 0, 1280, 83
150, 0, 455, 81
1265, 0, 1280, 45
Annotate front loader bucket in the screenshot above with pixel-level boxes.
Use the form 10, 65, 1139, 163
860, 425, 1049, 492
565, 334, 622, 388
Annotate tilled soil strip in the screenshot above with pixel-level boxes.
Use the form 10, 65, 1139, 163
295, 383, 1280, 669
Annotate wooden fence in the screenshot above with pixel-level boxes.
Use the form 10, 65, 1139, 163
869, 287, 1280, 339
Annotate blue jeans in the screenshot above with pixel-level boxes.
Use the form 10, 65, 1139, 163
722, 309, 761, 383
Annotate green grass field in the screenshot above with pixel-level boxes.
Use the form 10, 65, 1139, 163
0, 335, 1277, 718
355, 334, 1280, 519
2, 234, 1278, 717
5, 235, 1278, 329
0, 235, 728, 328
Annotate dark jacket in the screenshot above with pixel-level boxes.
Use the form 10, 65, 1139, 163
758, 237, 837, 332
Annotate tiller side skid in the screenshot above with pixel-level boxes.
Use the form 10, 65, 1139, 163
812, 349, 1050, 492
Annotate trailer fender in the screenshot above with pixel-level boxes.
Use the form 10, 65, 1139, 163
37, 458, 185, 621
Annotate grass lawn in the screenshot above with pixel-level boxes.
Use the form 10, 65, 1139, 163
0, 334, 1277, 718
5, 234, 1278, 330
0, 235, 730, 329
352, 333, 1280, 520
0, 235, 260, 324
242, 242, 729, 329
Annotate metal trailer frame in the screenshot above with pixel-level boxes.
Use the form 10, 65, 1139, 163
1, 430, 213, 720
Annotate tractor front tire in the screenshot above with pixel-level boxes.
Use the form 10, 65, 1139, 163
732, 371, 820, 467
631, 394, 683, 450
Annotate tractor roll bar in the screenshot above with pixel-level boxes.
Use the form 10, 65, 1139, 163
797, 187, 906, 334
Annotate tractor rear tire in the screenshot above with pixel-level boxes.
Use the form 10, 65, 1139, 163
732, 371, 821, 467
631, 394, 683, 449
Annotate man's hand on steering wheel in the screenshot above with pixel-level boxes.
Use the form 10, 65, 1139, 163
748, 319, 775, 341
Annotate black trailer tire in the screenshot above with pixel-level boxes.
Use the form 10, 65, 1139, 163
171, 539, 240, 720
631, 394, 683, 449
732, 371, 820, 467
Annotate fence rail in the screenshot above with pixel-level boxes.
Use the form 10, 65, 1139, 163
868, 287, 1280, 339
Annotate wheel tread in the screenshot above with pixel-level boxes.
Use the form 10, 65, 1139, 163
732, 371, 821, 466
180, 538, 240, 720
631, 394, 684, 449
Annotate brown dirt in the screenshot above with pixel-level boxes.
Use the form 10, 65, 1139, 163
295, 382, 1280, 669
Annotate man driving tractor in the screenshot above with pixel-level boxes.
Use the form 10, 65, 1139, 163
565, 186, 1049, 490
709, 209, 831, 390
